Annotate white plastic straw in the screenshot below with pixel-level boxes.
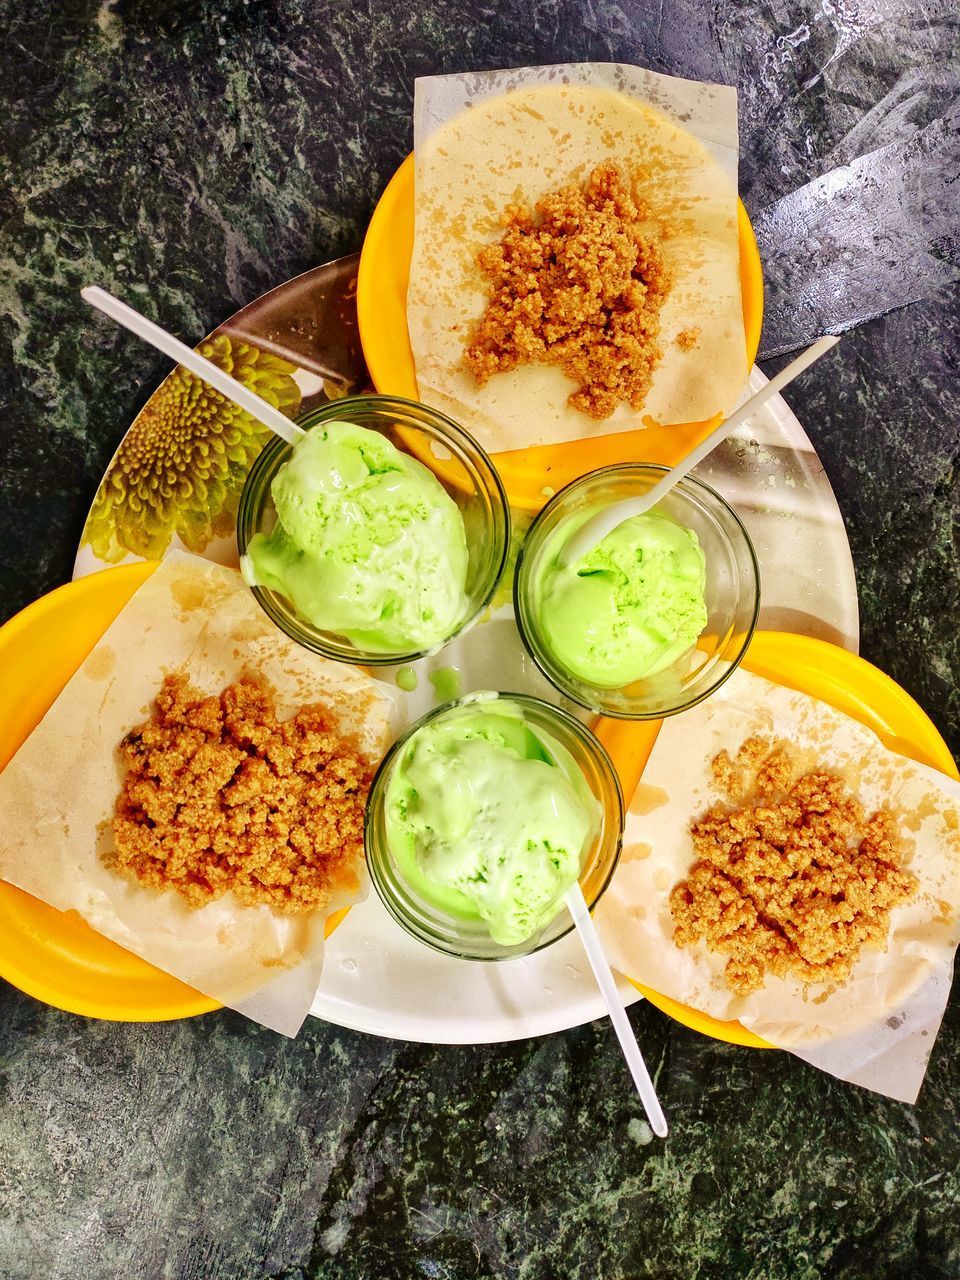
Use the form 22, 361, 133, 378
565, 881, 668, 1138
560, 335, 840, 565
81, 285, 305, 448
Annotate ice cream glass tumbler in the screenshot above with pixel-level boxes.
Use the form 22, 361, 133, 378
365, 693, 625, 961
514, 465, 761, 719
237, 395, 510, 665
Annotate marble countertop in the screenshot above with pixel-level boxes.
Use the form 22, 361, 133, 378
1, 2, 958, 1277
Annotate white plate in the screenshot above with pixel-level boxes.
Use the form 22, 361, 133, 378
308, 368, 859, 1043
75, 294, 858, 1045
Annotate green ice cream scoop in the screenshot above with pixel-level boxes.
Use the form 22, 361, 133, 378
242, 422, 469, 652
533, 511, 708, 688
383, 700, 601, 946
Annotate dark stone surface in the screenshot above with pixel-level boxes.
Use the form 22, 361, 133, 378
0, 2, 958, 1277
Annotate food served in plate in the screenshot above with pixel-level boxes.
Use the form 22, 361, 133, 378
464, 163, 673, 420
530, 508, 708, 687
408, 68, 746, 452
594, 659, 960, 1098
237, 397, 510, 664
0, 554, 402, 1034
111, 672, 372, 914
366, 693, 624, 959
514, 465, 758, 718
381, 699, 601, 945
242, 420, 468, 652
668, 737, 918, 995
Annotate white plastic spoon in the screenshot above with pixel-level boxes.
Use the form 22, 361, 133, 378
81, 286, 305, 448
565, 882, 669, 1138
560, 334, 840, 565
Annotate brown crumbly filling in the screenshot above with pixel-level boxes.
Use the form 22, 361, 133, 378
668, 737, 918, 995
675, 326, 701, 351
463, 163, 673, 420
110, 673, 372, 914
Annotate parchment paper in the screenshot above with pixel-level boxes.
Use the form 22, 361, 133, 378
409, 63, 747, 452
0, 554, 404, 1036
594, 669, 960, 1102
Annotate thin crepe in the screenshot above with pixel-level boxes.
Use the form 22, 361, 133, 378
0, 554, 404, 1036
409, 63, 747, 452
594, 668, 960, 1103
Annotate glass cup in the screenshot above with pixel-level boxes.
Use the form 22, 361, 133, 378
514, 465, 760, 719
236, 395, 510, 664
365, 693, 625, 961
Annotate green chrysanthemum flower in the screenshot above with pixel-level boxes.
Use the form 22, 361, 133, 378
84, 335, 302, 562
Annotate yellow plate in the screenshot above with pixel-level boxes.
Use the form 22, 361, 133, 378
594, 631, 960, 1049
357, 153, 764, 511
0, 564, 345, 1021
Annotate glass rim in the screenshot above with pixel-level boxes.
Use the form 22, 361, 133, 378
364, 691, 625, 961
293, 392, 484, 437
526, 462, 761, 541
236, 396, 512, 665
513, 463, 762, 720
